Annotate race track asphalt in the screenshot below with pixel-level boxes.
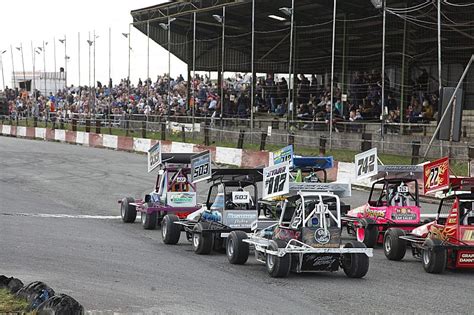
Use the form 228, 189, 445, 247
0, 136, 472, 314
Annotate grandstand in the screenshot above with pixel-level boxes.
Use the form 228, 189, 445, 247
131, 0, 474, 111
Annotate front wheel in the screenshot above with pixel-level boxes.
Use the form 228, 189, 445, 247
120, 197, 136, 223
356, 218, 378, 248
162, 214, 181, 244
266, 240, 290, 278
341, 240, 370, 278
227, 231, 249, 264
141, 211, 157, 230
422, 238, 446, 274
192, 222, 213, 255
383, 228, 406, 261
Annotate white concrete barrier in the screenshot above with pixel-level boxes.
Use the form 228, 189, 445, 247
35, 127, 46, 139
76, 131, 89, 145
216, 147, 242, 166
16, 126, 26, 137
133, 138, 151, 153
103, 134, 118, 149
54, 129, 66, 142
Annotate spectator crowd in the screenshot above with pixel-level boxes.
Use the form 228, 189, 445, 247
1, 68, 439, 130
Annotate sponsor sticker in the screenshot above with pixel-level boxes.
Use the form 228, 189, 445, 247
314, 228, 331, 244
167, 192, 196, 207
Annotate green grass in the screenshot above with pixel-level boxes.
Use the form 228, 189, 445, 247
3, 118, 468, 176
0, 289, 29, 313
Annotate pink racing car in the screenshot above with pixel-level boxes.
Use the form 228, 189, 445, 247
342, 178, 425, 247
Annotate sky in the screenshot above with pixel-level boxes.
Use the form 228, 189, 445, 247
0, 0, 188, 88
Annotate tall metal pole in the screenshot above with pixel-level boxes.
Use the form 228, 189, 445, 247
78, 32, 81, 86
128, 23, 131, 92
329, 0, 337, 150
400, 6, 407, 129
287, 0, 295, 128
147, 21, 150, 99
10, 45, 16, 89
192, 12, 196, 137
381, 0, 386, 140
250, 0, 255, 132
220, 6, 225, 128
88, 32, 91, 88
64, 34, 67, 88
437, 0, 443, 156
42, 41, 46, 96
20, 44, 26, 89
109, 27, 111, 86
93, 30, 96, 113
0, 53, 5, 90
167, 16, 171, 123
30, 42, 35, 95
53, 37, 58, 93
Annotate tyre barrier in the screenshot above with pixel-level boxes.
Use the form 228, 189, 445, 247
0, 275, 84, 314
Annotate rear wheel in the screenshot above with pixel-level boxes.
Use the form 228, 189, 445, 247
120, 197, 136, 223
227, 231, 249, 264
192, 222, 213, 255
141, 211, 157, 230
162, 214, 181, 244
383, 228, 407, 261
266, 240, 290, 278
342, 240, 370, 278
422, 238, 446, 274
356, 218, 378, 248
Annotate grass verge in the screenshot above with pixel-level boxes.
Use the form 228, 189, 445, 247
0, 289, 29, 313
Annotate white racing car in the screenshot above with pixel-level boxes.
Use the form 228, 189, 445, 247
225, 172, 373, 278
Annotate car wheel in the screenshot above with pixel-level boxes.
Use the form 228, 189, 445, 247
422, 238, 446, 274
161, 214, 181, 245
192, 222, 213, 255
356, 218, 378, 248
342, 240, 370, 278
141, 211, 157, 230
227, 231, 249, 264
120, 197, 136, 223
383, 228, 407, 261
266, 240, 290, 278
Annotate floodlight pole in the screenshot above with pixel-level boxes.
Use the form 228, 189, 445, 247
167, 16, 172, 124
64, 35, 67, 88
147, 20, 150, 99
250, 0, 255, 133
10, 45, 16, 89
42, 41, 46, 96
30, 42, 35, 96
78, 32, 81, 86
287, 0, 295, 130
437, 0, 443, 156
109, 27, 111, 87
423, 54, 474, 160
329, 0, 337, 150
128, 23, 131, 91
1, 51, 6, 91
53, 37, 57, 93
220, 6, 226, 130
20, 44, 26, 91
192, 11, 196, 138
381, 0, 386, 141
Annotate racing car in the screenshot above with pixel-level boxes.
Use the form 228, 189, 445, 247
259, 155, 340, 219
225, 182, 373, 278
119, 152, 202, 230
161, 168, 267, 255
383, 178, 474, 273
343, 176, 426, 247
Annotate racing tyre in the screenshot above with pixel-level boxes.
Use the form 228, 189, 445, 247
383, 228, 407, 261
356, 218, 378, 248
227, 231, 249, 264
266, 240, 291, 278
422, 238, 446, 274
120, 197, 137, 223
162, 214, 181, 245
342, 240, 370, 278
141, 211, 157, 230
192, 222, 213, 255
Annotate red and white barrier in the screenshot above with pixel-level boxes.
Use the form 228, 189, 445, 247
0, 125, 271, 168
